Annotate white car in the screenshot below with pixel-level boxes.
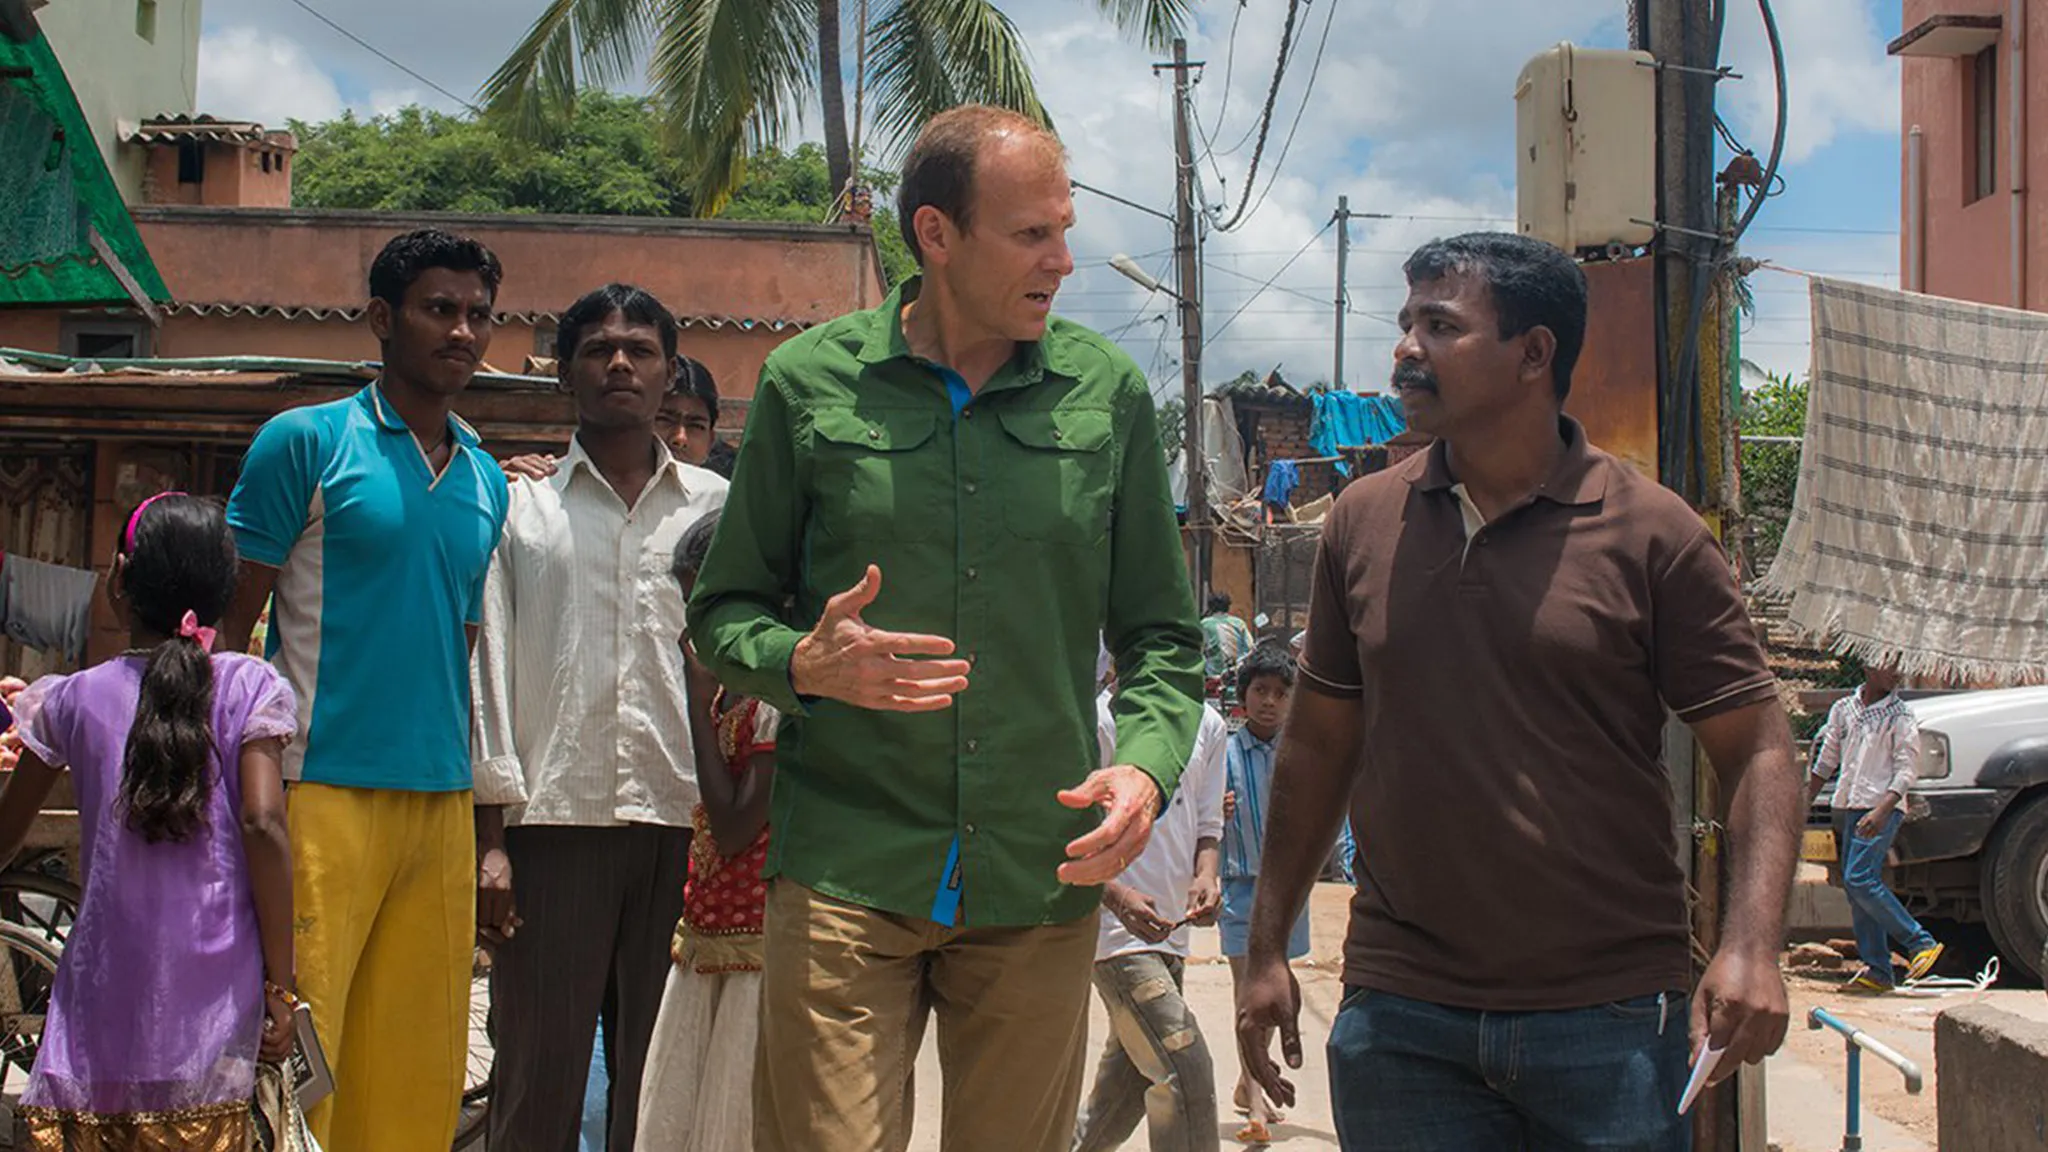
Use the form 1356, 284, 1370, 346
1802, 686, 2048, 983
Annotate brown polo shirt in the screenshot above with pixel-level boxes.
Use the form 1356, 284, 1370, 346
1299, 416, 1776, 1011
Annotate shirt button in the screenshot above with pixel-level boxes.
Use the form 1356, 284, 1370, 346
965, 482, 978, 495
868, 428, 880, 440
963, 408, 975, 420
966, 823, 978, 835
966, 738, 980, 753
966, 567, 979, 580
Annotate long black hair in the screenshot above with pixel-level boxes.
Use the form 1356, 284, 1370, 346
118, 494, 240, 843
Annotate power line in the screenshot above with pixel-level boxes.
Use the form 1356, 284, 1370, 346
1209, 1, 1249, 141
1207, 221, 1332, 343
1233, 0, 1340, 228
1213, 0, 1304, 232
285, 0, 479, 112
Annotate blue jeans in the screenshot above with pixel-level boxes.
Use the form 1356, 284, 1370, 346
1328, 987, 1692, 1151
1832, 808, 1936, 985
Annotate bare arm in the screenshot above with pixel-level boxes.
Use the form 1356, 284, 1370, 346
239, 736, 294, 991
1687, 698, 1802, 1075
1237, 687, 1364, 1107
221, 561, 279, 655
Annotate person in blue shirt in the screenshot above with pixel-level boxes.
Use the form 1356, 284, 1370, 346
221, 229, 511, 1152
1219, 642, 1310, 1141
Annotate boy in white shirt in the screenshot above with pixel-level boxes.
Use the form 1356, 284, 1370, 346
1074, 661, 1229, 1152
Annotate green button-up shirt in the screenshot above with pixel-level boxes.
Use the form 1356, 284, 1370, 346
687, 278, 1204, 927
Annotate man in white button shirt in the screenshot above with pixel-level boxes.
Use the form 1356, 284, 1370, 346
1074, 657, 1228, 1152
471, 284, 728, 1149
1808, 662, 1943, 992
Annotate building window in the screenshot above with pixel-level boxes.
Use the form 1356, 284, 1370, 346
135, 0, 157, 42
177, 139, 205, 184
1971, 45, 1997, 203
60, 319, 152, 361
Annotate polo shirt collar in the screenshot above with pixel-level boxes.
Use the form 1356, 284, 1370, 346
557, 432, 699, 498
856, 276, 1073, 385
362, 380, 481, 448
1411, 414, 1607, 507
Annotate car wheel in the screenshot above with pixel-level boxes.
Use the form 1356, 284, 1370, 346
1981, 794, 2048, 986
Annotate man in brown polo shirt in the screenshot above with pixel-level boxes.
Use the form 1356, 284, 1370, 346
1234, 232, 1802, 1150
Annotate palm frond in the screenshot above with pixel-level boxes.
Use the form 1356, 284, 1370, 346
1091, 0, 1192, 52
866, 0, 1048, 155
478, 0, 655, 138
649, 0, 818, 215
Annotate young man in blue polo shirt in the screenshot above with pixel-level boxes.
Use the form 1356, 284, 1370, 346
223, 229, 512, 1152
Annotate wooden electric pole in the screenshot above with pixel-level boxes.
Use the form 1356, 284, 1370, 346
1641, 0, 1755, 1149
1334, 195, 1351, 391
1159, 37, 1208, 605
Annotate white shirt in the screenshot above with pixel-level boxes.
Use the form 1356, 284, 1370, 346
471, 437, 728, 827
1095, 695, 1229, 960
1811, 689, 1920, 810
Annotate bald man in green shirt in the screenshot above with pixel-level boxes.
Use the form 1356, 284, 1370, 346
687, 104, 1203, 1152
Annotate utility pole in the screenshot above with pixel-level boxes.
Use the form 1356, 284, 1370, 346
1159, 37, 1208, 605
1334, 195, 1351, 391
1640, 1, 1753, 1149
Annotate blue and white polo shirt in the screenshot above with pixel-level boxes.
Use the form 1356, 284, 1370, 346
228, 383, 509, 791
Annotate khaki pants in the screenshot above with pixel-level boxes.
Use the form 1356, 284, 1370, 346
755, 881, 1098, 1152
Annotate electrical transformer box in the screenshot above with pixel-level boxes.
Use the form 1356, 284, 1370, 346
1514, 43, 1657, 253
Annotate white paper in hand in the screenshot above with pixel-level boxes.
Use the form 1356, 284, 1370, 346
1677, 1045, 1725, 1115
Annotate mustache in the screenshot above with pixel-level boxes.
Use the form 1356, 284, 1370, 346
1392, 362, 1438, 393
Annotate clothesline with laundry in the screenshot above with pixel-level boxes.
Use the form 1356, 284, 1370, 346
0, 550, 99, 663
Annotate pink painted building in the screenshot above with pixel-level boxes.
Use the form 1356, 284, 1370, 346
1894, 1, 2048, 308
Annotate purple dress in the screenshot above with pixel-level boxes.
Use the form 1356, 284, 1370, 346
12, 652, 297, 1139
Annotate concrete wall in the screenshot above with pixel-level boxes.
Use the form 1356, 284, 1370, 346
1901, 0, 2048, 308
130, 208, 886, 330
36, 0, 202, 202
143, 140, 295, 208
1936, 1003, 2048, 1149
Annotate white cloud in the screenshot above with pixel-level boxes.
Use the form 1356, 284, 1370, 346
1719, 0, 1899, 164
197, 26, 346, 126
369, 88, 427, 117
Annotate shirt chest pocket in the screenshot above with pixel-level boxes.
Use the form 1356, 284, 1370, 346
993, 409, 1115, 547
811, 407, 945, 543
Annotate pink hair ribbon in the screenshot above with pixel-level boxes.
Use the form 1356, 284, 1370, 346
123, 491, 188, 553
177, 610, 218, 652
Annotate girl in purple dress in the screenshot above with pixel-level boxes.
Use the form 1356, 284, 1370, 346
0, 493, 299, 1149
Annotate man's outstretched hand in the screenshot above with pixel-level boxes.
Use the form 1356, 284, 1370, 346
1056, 766, 1162, 886
790, 565, 971, 712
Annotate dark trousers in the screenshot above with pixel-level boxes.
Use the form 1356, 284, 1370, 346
487, 823, 690, 1152
1328, 986, 1692, 1151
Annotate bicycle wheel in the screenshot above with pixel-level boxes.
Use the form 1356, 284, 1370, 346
452, 949, 493, 1149
0, 869, 81, 949
0, 920, 61, 1088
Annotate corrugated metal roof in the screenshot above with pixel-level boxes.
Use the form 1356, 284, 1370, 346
160, 300, 814, 332
126, 114, 292, 149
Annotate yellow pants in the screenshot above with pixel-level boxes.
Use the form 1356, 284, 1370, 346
290, 783, 474, 1152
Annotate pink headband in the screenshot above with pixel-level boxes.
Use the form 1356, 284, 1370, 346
123, 491, 186, 553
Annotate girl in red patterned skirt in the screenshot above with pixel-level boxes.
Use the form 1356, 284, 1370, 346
636, 511, 776, 1151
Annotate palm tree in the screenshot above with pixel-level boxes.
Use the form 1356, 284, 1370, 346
481, 0, 1191, 216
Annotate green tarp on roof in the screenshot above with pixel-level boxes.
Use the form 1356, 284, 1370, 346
0, 15, 169, 312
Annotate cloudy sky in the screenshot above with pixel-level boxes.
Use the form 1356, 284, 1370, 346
193, 0, 1903, 393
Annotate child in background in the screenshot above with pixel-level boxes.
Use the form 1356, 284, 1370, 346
0, 493, 299, 1148
635, 509, 776, 1151
1220, 642, 1310, 1145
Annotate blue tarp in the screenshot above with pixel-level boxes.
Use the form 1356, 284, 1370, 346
1309, 392, 1407, 475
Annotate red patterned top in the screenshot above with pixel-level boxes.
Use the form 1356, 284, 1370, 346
676, 692, 775, 972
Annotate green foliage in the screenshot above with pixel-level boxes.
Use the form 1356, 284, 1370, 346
289, 96, 916, 284
1739, 370, 1808, 562
291, 94, 687, 217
